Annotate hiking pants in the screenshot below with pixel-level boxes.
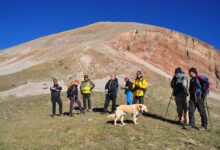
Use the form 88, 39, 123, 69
104, 94, 117, 113
189, 94, 208, 128
133, 96, 144, 104
69, 97, 84, 115
126, 91, 133, 105
83, 94, 91, 110
175, 93, 187, 121
51, 97, 63, 115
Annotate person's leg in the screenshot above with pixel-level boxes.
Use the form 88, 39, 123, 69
140, 96, 144, 104
188, 100, 196, 127
133, 96, 138, 104
111, 95, 117, 113
87, 94, 91, 110
51, 99, 56, 116
75, 99, 84, 113
197, 96, 208, 128
104, 95, 111, 113
57, 97, 63, 115
83, 94, 87, 110
127, 91, 132, 105
69, 98, 74, 116
175, 94, 183, 122
182, 95, 188, 123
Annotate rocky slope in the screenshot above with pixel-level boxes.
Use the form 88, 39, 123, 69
0, 22, 219, 94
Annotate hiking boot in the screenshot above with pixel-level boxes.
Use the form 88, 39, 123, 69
69, 114, 75, 117
101, 112, 107, 115
81, 110, 86, 115
199, 126, 207, 131
183, 123, 195, 130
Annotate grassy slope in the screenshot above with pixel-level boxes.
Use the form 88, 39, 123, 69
0, 80, 220, 150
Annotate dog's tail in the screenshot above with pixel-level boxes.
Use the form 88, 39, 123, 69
107, 114, 116, 119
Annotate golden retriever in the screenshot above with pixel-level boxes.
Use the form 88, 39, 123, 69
107, 104, 148, 125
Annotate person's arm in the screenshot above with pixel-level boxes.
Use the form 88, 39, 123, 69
140, 79, 147, 89
75, 88, 79, 99
90, 80, 95, 90
80, 82, 83, 94
105, 81, 109, 90
58, 86, 62, 91
171, 76, 176, 89
50, 86, 56, 92
132, 81, 136, 90
128, 81, 133, 90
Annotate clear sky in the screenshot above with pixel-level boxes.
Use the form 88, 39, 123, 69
0, 0, 219, 50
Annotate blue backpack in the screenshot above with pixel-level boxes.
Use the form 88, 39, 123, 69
198, 75, 210, 96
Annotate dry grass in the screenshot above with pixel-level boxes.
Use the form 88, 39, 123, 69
0, 82, 220, 150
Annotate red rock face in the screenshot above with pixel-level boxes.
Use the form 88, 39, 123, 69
110, 29, 220, 91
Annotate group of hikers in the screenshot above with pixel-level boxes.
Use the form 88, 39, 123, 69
50, 71, 147, 116
171, 67, 210, 130
50, 67, 210, 130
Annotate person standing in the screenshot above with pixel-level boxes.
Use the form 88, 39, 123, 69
103, 75, 119, 114
121, 77, 133, 105
67, 80, 84, 117
187, 67, 208, 130
50, 79, 63, 118
171, 67, 188, 124
80, 75, 95, 112
132, 71, 148, 104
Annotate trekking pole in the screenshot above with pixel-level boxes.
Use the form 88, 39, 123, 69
164, 92, 173, 119
204, 96, 212, 131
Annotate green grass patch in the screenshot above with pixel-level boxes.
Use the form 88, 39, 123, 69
0, 87, 220, 149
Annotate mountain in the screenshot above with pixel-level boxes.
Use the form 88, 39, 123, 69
0, 22, 219, 95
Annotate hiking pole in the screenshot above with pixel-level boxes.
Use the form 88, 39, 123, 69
164, 92, 173, 119
204, 96, 212, 131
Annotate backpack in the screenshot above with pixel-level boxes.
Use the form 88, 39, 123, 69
175, 73, 188, 89
67, 84, 75, 98
198, 75, 210, 96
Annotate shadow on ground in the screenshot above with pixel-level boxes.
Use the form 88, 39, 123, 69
143, 112, 180, 125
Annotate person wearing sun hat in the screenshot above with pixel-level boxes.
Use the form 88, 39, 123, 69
67, 79, 84, 117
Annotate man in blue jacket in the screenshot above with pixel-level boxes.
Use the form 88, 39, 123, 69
103, 75, 119, 114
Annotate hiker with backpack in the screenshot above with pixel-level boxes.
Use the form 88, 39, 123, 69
186, 68, 208, 130
67, 80, 85, 117
121, 77, 133, 105
50, 78, 63, 118
171, 67, 188, 124
103, 74, 119, 114
80, 75, 95, 112
132, 71, 148, 104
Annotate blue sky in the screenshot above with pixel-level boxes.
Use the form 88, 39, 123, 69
0, 0, 219, 50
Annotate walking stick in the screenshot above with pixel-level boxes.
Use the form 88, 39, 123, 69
204, 96, 212, 131
164, 92, 173, 119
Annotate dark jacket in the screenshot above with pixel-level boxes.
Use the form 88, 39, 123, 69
189, 76, 202, 99
105, 79, 119, 95
171, 73, 188, 96
125, 80, 133, 94
67, 84, 78, 99
50, 84, 62, 99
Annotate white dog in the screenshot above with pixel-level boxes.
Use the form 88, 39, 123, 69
107, 104, 148, 125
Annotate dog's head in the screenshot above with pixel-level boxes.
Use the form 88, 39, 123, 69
138, 104, 148, 113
